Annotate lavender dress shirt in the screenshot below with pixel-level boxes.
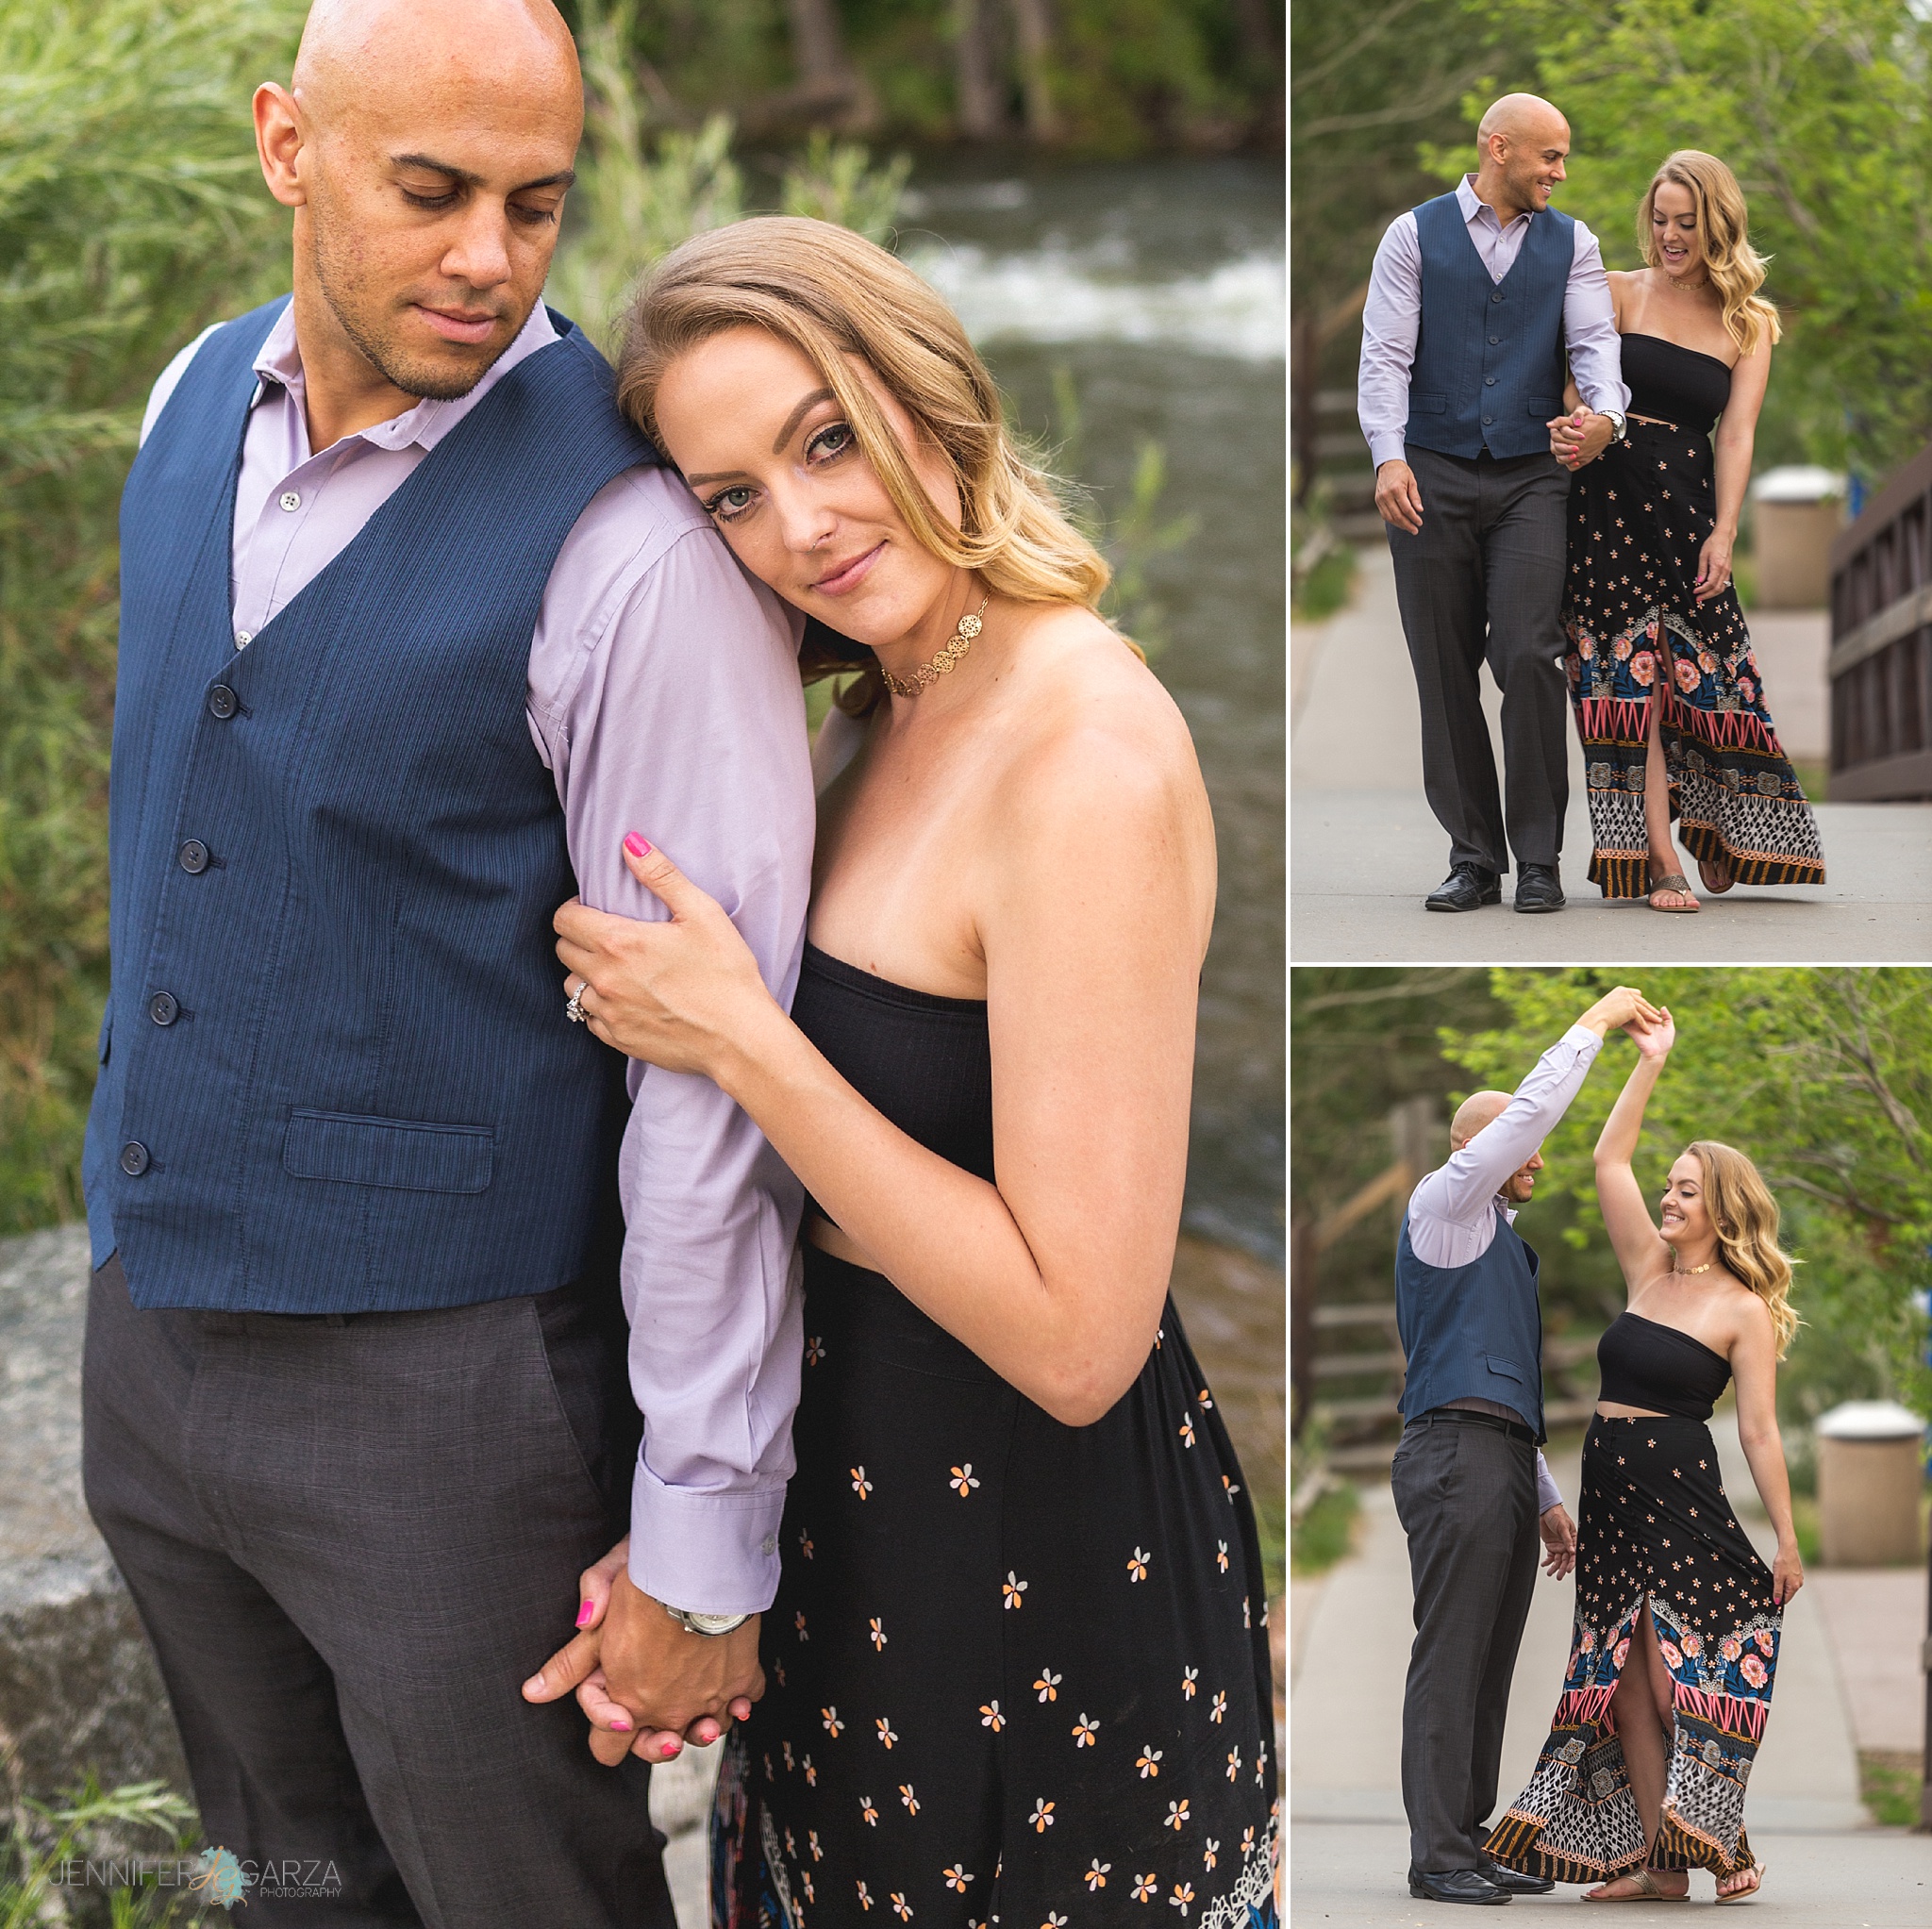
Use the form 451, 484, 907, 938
141, 302, 817, 1615
1405, 1023, 1605, 1515
1357, 175, 1630, 470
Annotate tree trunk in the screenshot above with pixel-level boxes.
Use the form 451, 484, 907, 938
1005, 0, 1061, 143
953, 0, 1004, 141
782, 0, 874, 125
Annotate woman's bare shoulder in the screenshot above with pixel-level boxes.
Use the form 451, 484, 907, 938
999, 607, 1206, 810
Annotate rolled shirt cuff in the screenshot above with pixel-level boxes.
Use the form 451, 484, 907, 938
627, 1455, 787, 1618
1535, 1451, 1564, 1516
1367, 431, 1407, 470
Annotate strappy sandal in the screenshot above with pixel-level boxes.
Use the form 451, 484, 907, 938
1714, 1863, 1764, 1904
1647, 872, 1700, 913
1697, 856, 1736, 895
1583, 1866, 1689, 1903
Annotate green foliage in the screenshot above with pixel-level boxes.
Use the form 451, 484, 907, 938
582, 0, 1277, 154
0, 0, 299, 1233
1045, 363, 1198, 655
779, 130, 912, 242
549, 1, 915, 348
1291, 1479, 1359, 1578
1858, 1751, 1923, 1829
1441, 970, 1932, 1422
1446, 0, 1932, 481
1, 1775, 201, 1928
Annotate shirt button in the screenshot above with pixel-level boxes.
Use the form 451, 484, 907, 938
279, 491, 301, 512
120, 1140, 152, 1177
208, 685, 238, 719
760, 1533, 778, 1556
148, 990, 180, 1026
178, 839, 209, 873
234, 630, 252, 650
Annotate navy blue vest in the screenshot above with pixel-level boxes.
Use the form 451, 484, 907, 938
1395, 1206, 1545, 1441
1405, 191, 1573, 462
84, 297, 659, 1312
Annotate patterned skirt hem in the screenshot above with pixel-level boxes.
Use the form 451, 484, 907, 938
1486, 1810, 1757, 1887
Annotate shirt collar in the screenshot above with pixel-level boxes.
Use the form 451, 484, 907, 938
1457, 173, 1530, 235
1495, 1194, 1519, 1224
251, 299, 560, 456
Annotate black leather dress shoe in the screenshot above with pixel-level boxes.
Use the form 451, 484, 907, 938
1482, 1858, 1554, 1895
1407, 1866, 1510, 1904
1424, 864, 1502, 912
1512, 862, 1565, 912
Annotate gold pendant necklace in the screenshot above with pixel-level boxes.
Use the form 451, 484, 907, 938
1674, 1256, 1716, 1275
881, 596, 989, 699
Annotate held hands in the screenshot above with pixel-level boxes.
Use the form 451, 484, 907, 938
555, 836, 773, 1083
1693, 531, 1734, 604
1578, 986, 1664, 1039
1374, 459, 1424, 536
1630, 1004, 1676, 1062
1549, 409, 1614, 471
1539, 1503, 1578, 1581
522, 1537, 761, 1766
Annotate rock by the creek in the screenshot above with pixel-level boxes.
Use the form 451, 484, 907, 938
0, 1224, 191, 1806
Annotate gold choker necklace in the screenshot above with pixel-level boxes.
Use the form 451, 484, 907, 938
1674, 1256, 1716, 1275
881, 597, 989, 699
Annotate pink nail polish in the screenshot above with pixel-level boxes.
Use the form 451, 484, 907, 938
576, 1600, 595, 1628
662, 1740, 681, 1758
623, 833, 651, 857
610, 1717, 633, 1732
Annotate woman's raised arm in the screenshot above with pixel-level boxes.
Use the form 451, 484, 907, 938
1593, 1009, 1677, 1294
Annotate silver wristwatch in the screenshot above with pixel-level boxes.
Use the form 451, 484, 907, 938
1602, 407, 1628, 444
663, 1604, 751, 1638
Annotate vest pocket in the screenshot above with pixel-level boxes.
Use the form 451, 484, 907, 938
1410, 391, 1449, 415
283, 1109, 493, 1194
1483, 1353, 1528, 1384
1526, 396, 1560, 415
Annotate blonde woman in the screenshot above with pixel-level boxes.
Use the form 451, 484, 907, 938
535, 219, 1278, 1925
1552, 151, 1824, 910
1487, 1009, 1801, 1904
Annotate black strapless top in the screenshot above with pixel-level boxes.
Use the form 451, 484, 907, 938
789, 942, 994, 1219
1620, 331, 1732, 436
1596, 1311, 1732, 1421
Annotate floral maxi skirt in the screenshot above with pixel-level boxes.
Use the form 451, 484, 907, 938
1486, 1416, 1780, 1884
1564, 424, 1824, 897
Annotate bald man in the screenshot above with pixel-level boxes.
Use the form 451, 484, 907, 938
1391, 986, 1658, 1905
1358, 94, 1631, 915
78, 4, 814, 1921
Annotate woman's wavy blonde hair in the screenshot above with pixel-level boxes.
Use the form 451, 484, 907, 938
1682, 1139, 1800, 1358
614, 216, 1113, 714
1639, 151, 1783, 358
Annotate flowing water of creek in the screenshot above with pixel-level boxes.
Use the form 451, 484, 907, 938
902, 158, 1286, 1511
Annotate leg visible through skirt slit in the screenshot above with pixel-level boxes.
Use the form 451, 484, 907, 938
1486, 1416, 1779, 1884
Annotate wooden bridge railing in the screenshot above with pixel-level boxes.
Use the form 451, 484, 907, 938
1828, 446, 1932, 799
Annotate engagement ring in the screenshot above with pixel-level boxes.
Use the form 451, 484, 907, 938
565, 980, 591, 1023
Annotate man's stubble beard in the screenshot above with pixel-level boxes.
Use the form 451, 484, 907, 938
306, 191, 519, 404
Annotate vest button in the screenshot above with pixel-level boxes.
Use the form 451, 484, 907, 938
120, 1140, 151, 1177
1482, 414, 1494, 425
208, 686, 238, 720
1489, 335, 1500, 344
1491, 291, 1504, 303
1485, 375, 1496, 386
148, 990, 180, 1026
178, 840, 209, 873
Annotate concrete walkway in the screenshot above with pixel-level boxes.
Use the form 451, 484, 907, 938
1291, 548, 1932, 963
1288, 1419, 1920, 1921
